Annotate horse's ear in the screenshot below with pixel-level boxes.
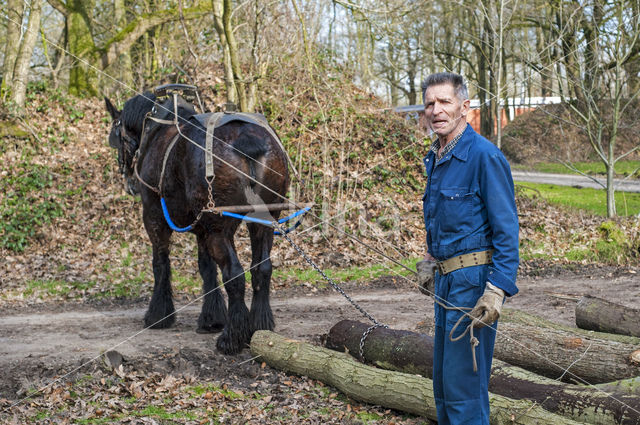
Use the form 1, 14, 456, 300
104, 97, 121, 121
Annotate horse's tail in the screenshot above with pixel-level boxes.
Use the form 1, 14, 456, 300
232, 134, 268, 188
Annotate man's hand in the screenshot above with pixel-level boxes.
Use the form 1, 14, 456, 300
416, 260, 437, 296
469, 282, 505, 328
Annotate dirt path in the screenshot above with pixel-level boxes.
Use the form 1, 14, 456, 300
1, 270, 638, 400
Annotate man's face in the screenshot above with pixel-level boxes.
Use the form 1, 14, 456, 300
424, 83, 470, 143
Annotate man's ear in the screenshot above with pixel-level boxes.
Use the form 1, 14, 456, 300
460, 98, 471, 118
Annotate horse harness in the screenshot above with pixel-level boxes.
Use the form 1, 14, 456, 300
120, 87, 386, 361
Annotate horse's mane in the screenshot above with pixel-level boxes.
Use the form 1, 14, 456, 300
121, 92, 157, 136
122, 92, 197, 138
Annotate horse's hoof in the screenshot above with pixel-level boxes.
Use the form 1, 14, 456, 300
196, 324, 224, 334
216, 333, 247, 355
144, 313, 175, 329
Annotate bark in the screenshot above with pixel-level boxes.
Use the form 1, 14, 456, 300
10, 0, 43, 109
576, 295, 640, 338
1, 0, 23, 96
211, 0, 236, 105
250, 330, 582, 425
416, 308, 640, 384
222, 0, 248, 111
326, 320, 640, 425
597, 377, 640, 397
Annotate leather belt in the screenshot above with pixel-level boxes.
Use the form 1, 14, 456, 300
436, 250, 493, 275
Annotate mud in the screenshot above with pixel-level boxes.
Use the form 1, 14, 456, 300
1, 268, 638, 401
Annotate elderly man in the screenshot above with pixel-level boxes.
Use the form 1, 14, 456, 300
417, 72, 519, 424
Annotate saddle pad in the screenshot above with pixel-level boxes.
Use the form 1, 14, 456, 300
192, 112, 296, 178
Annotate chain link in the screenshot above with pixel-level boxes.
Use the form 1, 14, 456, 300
277, 224, 388, 361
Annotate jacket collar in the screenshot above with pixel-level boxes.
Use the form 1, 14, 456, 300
449, 124, 474, 162
423, 124, 476, 168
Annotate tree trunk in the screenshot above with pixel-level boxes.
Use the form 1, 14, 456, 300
222, 0, 248, 111
326, 320, 640, 425
250, 330, 582, 425
211, 0, 236, 105
66, 0, 98, 97
1, 0, 23, 98
416, 308, 640, 384
10, 0, 43, 109
576, 295, 640, 338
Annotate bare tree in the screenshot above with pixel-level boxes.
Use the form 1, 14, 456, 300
3, 0, 42, 109
552, 0, 640, 217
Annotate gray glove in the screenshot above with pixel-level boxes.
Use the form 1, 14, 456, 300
416, 260, 437, 296
469, 282, 505, 328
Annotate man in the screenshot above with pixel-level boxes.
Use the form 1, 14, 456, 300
417, 72, 519, 424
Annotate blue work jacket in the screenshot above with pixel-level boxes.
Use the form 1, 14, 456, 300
422, 125, 519, 296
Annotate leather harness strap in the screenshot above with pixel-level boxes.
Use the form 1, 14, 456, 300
436, 249, 494, 275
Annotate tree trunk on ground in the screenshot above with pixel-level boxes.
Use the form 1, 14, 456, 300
250, 330, 582, 425
415, 308, 640, 383
576, 295, 640, 338
596, 377, 640, 397
326, 320, 640, 425
10, 0, 43, 109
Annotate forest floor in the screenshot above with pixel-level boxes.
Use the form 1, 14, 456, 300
1, 264, 638, 424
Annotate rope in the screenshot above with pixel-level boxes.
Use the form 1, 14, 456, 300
433, 296, 484, 373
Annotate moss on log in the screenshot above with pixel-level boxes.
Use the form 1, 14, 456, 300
250, 330, 582, 425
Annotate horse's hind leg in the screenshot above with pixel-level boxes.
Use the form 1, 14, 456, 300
143, 216, 175, 329
208, 231, 250, 354
247, 222, 275, 333
196, 234, 227, 333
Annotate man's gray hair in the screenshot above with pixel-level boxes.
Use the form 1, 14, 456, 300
421, 72, 469, 103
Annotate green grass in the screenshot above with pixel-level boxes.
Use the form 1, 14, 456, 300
273, 257, 418, 287
513, 160, 640, 178
515, 182, 640, 216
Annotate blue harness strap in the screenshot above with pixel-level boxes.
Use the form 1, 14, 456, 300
161, 198, 193, 232
161, 199, 310, 234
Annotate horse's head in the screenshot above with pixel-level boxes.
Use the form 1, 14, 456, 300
104, 94, 156, 195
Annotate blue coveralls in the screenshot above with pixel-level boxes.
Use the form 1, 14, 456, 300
422, 125, 519, 425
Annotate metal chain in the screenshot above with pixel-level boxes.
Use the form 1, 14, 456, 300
277, 224, 388, 361
359, 323, 386, 360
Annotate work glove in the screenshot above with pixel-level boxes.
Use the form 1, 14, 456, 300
416, 260, 437, 296
469, 282, 505, 328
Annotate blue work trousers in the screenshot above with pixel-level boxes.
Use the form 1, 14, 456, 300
433, 264, 497, 425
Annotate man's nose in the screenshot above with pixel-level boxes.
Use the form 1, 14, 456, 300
432, 102, 443, 115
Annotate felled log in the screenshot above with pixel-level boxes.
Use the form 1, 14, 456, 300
251, 330, 581, 425
596, 377, 640, 397
326, 320, 640, 425
416, 309, 640, 383
576, 295, 640, 338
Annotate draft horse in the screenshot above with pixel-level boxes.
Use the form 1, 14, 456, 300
105, 90, 290, 354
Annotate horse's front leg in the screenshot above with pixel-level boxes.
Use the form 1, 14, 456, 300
196, 233, 227, 333
247, 222, 275, 333
208, 230, 250, 354
143, 210, 175, 329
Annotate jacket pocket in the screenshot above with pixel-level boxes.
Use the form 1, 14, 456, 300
437, 188, 474, 234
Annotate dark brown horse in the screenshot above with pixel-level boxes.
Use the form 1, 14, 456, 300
105, 92, 290, 354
